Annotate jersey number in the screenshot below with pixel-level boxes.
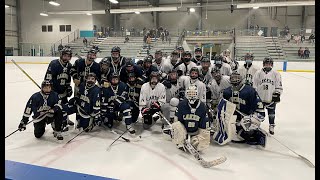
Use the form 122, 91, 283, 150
263, 84, 268, 90
188, 122, 195, 128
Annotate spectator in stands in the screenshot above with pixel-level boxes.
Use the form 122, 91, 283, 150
161, 31, 165, 43
301, 34, 305, 43
83, 37, 88, 47
58, 44, 63, 51
284, 26, 290, 35
309, 33, 315, 44
298, 47, 304, 58
124, 35, 129, 43
304, 47, 310, 59
168, 36, 171, 45
294, 35, 301, 44
286, 33, 291, 43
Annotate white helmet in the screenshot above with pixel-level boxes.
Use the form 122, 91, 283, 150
185, 85, 198, 105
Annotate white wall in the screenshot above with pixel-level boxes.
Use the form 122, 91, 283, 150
20, 0, 94, 43
120, 13, 154, 30
5, 56, 315, 72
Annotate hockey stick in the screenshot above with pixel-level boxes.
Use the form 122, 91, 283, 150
5, 120, 35, 139
234, 109, 315, 168
158, 111, 227, 168
11, 59, 41, 89
63, 124, 94, 146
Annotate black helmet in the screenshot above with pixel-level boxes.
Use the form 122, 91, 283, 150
41, 80, 52, 95
155, 50, 162, 55
189, 67, 199, 79
88, 48, 97, 54
230, 71, 242, 87
149, 71, 160, 81
201, 57, 210, 63
176, 46, 184, 51
111, 46, 121, 53
171, 50, 179, 56
143, 56, 153, 63
263, 57, 273, 66
85, 72, 97, 80
182, 51, 192, 57
61, 47, 72, 56
195, 47, 202, 53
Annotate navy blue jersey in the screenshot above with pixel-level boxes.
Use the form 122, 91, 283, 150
101, 82, 128, 114
176, 99, 209, 134
142, 65, 158, 82
22, 91, 61, 121
106, 56, 127, 74
70, 58, 101, 83
126, 77, 144, 107
120, 65, 144, 83
76, 83, 101, 117
100, 68, 114, 86
223, 84, 264, 119
44, 59, 72, 94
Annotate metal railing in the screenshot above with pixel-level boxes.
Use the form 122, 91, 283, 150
51, 29, 80, 56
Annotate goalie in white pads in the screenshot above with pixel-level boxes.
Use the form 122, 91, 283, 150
167, 85, 210, 152
220, 71, 267, 147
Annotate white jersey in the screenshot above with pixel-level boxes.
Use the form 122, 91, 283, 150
165, 83, 180, 103
198, 66, 213, 85
238, 64, 260, 86
207, 76, 231, 103
179, 76, 206, 103
212, 63, 232, 76
177, 61, 197, 76
139, 82, 166, 110
253, 69, 283, 103
160, 61, 178, 75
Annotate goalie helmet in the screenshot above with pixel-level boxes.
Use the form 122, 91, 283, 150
185, 85, 199, 106
230, 71, 242, 87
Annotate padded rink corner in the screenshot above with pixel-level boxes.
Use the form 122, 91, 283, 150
5, 63, 315, 180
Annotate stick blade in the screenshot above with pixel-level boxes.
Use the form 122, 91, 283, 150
201, 156, 227, 168
299, 155, 315, 168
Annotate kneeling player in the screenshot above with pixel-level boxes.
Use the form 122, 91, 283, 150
68, 73, 101, 132
166, 85, 210, 152
18, 80, 64, 140
222, 72, 266, 147
139, 71, 166, 129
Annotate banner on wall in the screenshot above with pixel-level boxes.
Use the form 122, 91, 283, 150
80, 30, 95, 38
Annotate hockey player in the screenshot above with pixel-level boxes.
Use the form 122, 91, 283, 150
44, 46, 74, 126
198, 57, 213, 85
221, 71, 266, 146
253, 57, 283, 135
139, 71, 166, 129
161, 69, 181, 121
101, 73, 135, 134
175, 51, 197, 76
167, 85, 210, 152
176, 46, 184, 58
99, 57, 113, 87
141, 56, 158, 82
191, 47, 204, 66
107, 46, 127, 74
160, 50, 180, 76
119, 60, 143, 83
222, 49, 238, 71
238, 53, 259, 86
68, 73, 101, 131
126, 72, 145, 123
211, 55, 232, 76
179, 67, 206, 103
70, 49, 101, 94
153, 50, 164, 71
18, 80, 64, 140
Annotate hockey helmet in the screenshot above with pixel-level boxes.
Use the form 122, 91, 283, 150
263, 57, 273, 72
230, 71, 242, 87
149, 71, 160, 86
41, 80, 52, 95
185, 85, 199, 105
189, 67, 199, 80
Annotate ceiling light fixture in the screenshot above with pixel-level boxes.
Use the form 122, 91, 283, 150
109, 0, 119, 4
135, 11, 140, 14
253, 6, 259, 9
190, 7, 195, 12
237, 1, 314, 8
86, 13, 92, 15
49, 1, 60, 6
109, 7, 178, 14
40, 12, 49, 16
5, 5, 9, 8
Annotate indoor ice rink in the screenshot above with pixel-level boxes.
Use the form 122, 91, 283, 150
5, 0, 315, 180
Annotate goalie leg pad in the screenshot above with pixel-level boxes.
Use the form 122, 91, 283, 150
191, 128, 210, 151
172, 121, 187, 147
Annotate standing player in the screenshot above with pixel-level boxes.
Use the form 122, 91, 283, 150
211, 55, 232, 76
191, 47, 204, 65
107, 46, 127, 74
44, 46, 74, 126
18, 80, 64, 140
68, 73, 101, 131
139, 71, 166, 129
70, 49, 101, 95
198, 57, 213, 85
238, 53, 259, 86
253, 57, 283, 135
220, 71, 266, 146
160, 50, 180, 76
175, 51, 197, 76
180, 67, 206, 103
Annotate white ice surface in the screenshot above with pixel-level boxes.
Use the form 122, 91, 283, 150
5, 64, 315, 180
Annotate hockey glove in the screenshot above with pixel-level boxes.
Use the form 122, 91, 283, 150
141, 107, 150, 115
162, 80, 172, 89
177, 70, 183, 77
151, 101, 161, 110
178, 88, 185, 100
18, 119, 28, 131
93, 115, 102, 126
67, 86, 73, 97
272, 92, 281, 103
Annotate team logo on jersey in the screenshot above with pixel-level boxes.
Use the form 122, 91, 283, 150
63, 67, 68, 73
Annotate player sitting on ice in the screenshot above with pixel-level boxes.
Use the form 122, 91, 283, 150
18, 80, 64, 140
215, 71, 266, 147
68, 73, 101, 132
101, 73, 136, 135
139, 71, 166, 129
163, 85, 210, 152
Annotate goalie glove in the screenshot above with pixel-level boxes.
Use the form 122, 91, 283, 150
272, 92, 281, 103
240, 113, 264, 131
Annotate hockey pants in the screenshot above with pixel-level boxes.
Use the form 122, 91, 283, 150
34, 108, 63, 138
